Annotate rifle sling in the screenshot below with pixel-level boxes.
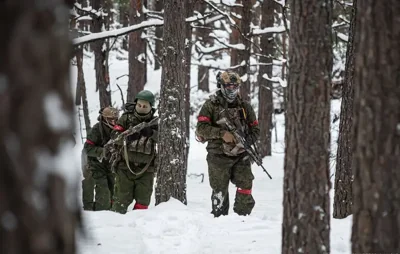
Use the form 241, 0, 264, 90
123, 138, 155, 176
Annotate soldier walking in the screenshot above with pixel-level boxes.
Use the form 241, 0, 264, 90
196, 71, 260, 217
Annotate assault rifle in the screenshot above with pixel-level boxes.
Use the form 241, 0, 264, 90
103, 116, 159, 170
217, 117, 273, 179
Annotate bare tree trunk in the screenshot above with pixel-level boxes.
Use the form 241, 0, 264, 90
154, 0, 163, 70
127, 0, 147, 102
351, 0, 400, 252
332, 0, 357, 219
257, 0, 275, 157
92, 0, 112, 108
229, 0, 240, 67
0, 0, 80, 253
155, 0, 187, 205
184, 0, 195, 177
119, 1, 129, 51
76, 47, 92, 133
197, 2, 210, 92
281, 0, 333, 253
237, 0, 251, 101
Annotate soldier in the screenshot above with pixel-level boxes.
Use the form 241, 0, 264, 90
84, 106, 119, 211
81, 147, 95, 210
111, 90, 158, 214
196, 71, 260, 217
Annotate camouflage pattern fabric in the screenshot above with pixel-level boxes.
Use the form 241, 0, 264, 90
81, 172, 95, 210
84, 121, 115, 211
111, 169, 154, 214
111, 109, 158, 213
196, 91, 260, 217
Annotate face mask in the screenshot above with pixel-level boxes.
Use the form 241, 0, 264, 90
221, 83, 239, 102
135, 99, 151, 115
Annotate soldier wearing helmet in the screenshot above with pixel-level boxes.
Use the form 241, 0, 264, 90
196, 71, 260, 217
83, 106, 119, 211
111, 90, 158, 214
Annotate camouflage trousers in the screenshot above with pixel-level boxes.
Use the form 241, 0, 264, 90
90, 163, 115, 211
111, 167, 155, 214
207, 153, 255, 217
82, 167, 95, 211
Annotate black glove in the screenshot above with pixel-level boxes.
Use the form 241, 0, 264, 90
127, 132, 141, 142
140, 127, 154, 137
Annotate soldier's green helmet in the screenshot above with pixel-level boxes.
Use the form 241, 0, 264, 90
135, 90, 155, 107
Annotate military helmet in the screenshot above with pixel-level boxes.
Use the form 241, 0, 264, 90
101, 106, 119, 119
216, 71, 241, 88
135, 90, 155, 107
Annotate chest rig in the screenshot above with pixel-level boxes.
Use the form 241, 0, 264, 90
211, 95, 249, 156
126, 113, 155, 155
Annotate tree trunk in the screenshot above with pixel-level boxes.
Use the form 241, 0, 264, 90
155, 0, 187, 205
237, 0, 251, 101
281, 0, 333, 253
184, 0, 194, 177
229, 0, 240, 68
332, 0, 357, 219
92, 0, 112, 108
127, 0, 147, 102
119, 1, 129, 51
76, 47, 92, 134
257, 0, 275, 157
0, 0, 80, 253
154, 0, 163, 70
351, 0, 400, 252
197, 2, 210, 92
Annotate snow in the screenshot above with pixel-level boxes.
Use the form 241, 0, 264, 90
71, 50, 351, 254
252, 26, 286, 35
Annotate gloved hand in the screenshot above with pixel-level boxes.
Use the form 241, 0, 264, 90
140, 127, 154, 137
221, 131, 236, 144
127, 132, 141, 142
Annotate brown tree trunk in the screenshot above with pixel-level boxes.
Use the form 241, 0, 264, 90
76, 47, 92, 133
238, 0, 251, 101
184, 0, 195, 176
155, 0, 187, 205
197, 1, 210, 92
154, 0, 163, 70
92, 0, 112, 108
127, 0, 147, 102
257, 0, 275, 157
119, 1, 129, 51
351, 0, 400, 252
0, 0, 80, 253
332, 0, 357, 219
230, 0, 240, 68
281, 0, 333, 253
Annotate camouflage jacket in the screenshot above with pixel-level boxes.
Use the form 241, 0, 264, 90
113, 110, 158, 166
84, 121, 113, 164
196, 91, 260, 155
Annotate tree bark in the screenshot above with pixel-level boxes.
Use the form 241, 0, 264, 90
76, 47, 92, 134
197, 1, 210, 92
281, 0, 333, 253
155, 0, 187, 205
154, 0, 163, 70
0, 0, 80, 253
184, 0, 195, 178
92, 0, 112, 108
237, 0, 251, 101
127, 0, 147, 102
119, 0, 129, 51
332, 0, 357, 219
229, 0, 240, 68
351, 0, 400, 252
257, 0, 275, 157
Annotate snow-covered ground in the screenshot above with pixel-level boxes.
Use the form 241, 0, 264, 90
71, 52, 351, 254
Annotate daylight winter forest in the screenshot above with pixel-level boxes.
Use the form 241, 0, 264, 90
0, 0, 399, 253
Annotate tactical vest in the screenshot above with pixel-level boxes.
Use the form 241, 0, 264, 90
123, 113, 157, 174
210, 94, 249, 156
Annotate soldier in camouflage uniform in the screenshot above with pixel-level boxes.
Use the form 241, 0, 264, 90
111, 90, 158, 214
84, 106, 119, 211
196, 71, 260, 217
